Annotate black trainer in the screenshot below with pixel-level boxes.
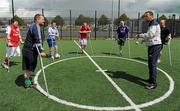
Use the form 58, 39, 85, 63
145, 83, 157, 89
145, 79, 151, 83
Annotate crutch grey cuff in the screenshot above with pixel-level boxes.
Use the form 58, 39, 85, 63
33, 43, 43, 52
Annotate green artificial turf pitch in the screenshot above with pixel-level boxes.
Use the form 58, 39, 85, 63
0, 38, 180, 111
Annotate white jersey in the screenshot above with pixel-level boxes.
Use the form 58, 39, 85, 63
48, 27, 59, 39
139, 19, 161, 47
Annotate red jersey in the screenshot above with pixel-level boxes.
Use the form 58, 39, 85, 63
6, 25, 21, 47
79, 25, 90, 39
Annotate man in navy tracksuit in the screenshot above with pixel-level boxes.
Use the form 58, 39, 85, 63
22, 14, 46, 88
138, 11, 162, 89
116, 21, 129, 55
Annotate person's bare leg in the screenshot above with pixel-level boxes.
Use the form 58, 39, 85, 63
81, 45, 86, 53
24, 70, 32, 88
54, 46, 58, 54
1, 57, 9, 68
49, 47, 52, 56
119, 45, 123, 56
24, 70, 31, 78
50, 47, 55, 60
54, 45, 60, 58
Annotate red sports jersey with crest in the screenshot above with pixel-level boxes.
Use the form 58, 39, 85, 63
79, 25, 90, 39
6, 26, 21, 47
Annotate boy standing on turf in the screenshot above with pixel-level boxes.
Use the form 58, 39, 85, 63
79, 22, 91, 53
137, 11, 161, 89
1, 19, 23, 69
47, 21, 60, 60
157, 20, 171, 63
116, 21, 129, 56
22, 14, 46, 88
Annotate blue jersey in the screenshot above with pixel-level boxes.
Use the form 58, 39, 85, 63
117, 25, 129, 39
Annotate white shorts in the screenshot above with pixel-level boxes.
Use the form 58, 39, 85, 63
80, 39, 87, 46
6, 46, 21, 58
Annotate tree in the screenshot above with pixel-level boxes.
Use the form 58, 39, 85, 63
98, 14, 110, 26
52, 15, 65, 26
159, 15, 167, 20
114, 13, 129, 26
75, 14, 94, 26
13, 15, 25, 26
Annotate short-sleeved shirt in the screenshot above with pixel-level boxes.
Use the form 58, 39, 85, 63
161, 27, 170, 44
48, 27, 59, 39
79, 25, 90, 39
117, 25, 129, 40
6, 26, 21, 47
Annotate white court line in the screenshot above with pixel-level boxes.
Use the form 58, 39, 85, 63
96, 69, 107, 72
73, 40, 141, 111
94, 56, 175, 108
34, 56, 174, 111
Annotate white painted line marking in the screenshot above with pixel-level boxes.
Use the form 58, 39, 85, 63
34, 56, 174, 111
96, 69, 108, 72
74, 40, 141, 111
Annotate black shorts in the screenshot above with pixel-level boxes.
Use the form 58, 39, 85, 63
22, 49, 38, 72
117, 39, 125, 46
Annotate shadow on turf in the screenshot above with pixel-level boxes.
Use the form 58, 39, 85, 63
15, 75, 37, 89
132, 57, 148, 62
9, 61, 20, 67
102, 52, 120, 56
68, 51, 83, 55
106, 71, 148, 87
15, 74, 25, 87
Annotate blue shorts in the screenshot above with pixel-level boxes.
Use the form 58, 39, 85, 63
47, 38, 56, 47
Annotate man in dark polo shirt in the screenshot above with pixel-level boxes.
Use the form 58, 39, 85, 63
116, 21, 129, 56
22, 14, 46, 88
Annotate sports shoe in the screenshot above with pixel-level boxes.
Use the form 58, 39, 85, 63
145, 83, 157, 89
157, 59, 161, 64
24, 78, 32, 88
1, 63, 9, 69
51, 56, 55, 60
55, 53, 60, 58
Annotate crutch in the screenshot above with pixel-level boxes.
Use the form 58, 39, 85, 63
88, 32, 94, 55
35, 45, 49, 97
168, 37, 172, 66
127, 34, 131, 58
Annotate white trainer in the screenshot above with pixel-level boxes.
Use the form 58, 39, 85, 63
55, 53, 60, 58
51, 56, 55, 60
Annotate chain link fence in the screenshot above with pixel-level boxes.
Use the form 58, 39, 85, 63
0, 9, 180, 39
